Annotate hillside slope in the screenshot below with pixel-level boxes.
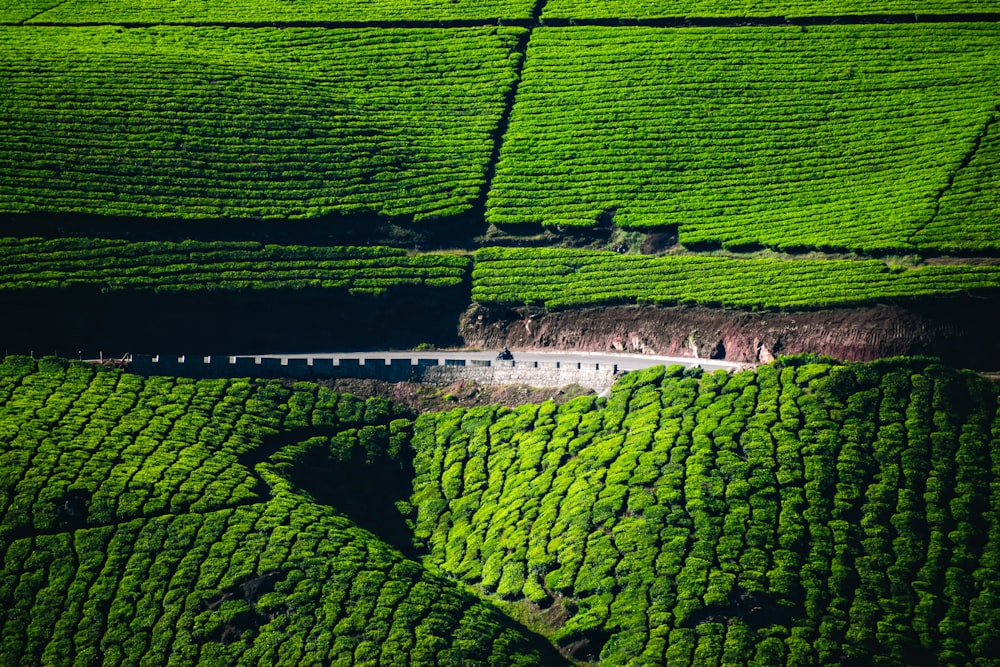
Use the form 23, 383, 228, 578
2, 356, 999, 664
0, 356, 561, 666
410, 358, 1000, 663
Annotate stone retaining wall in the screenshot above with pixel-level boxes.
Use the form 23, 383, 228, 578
129, 355, 624, 391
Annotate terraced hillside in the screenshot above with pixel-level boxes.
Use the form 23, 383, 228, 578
411, 358, 1000, 664
2, 4, 1000, 665
3, 356, 1000, 664
1, 0, 999, 366
0, 356, 563, 666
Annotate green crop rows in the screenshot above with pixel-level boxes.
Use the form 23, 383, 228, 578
26, 0, 536, 23
911, 117, 1000, 252
0, 25, 523, 220
541, 0, 1000, 19
4, 237, 998, 312
0, 238, 469, 295
0, 0, 63, 23
486, 24, 1000, 254
411, 358, 1000, 664
472, 247, 1000, 310
3, 352, 1000, 664
0, 356, 558, 666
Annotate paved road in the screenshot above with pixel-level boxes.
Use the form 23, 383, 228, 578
253, 349, 751, 373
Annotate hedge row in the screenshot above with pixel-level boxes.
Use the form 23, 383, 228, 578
471, 247, 1000, 310
0, 26, 523, 221
411, 357, 1000, 664
0, 238, 469, 295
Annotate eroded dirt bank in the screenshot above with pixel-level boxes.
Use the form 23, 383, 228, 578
459, 300, 1000, 370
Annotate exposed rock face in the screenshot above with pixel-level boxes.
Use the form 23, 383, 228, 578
459, 301, 999, 369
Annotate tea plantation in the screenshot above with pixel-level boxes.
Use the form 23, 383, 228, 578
540, 0, 1000, 18
23, 0, 537, 23
2, 356, 1000, 664
0, 238, 469, 295
0, 356, 562, 666
0, 25, 523, 221
411, 358, 1000, 664
486, 23, 1000, 254
3, 1, 1000, 665
472, 247, 1000, 310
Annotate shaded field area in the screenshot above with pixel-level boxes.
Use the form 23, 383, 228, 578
0, 285, 471, 357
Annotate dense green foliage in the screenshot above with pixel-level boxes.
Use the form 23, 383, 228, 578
13, 239, 1000, 308
541, 0, 1000, 18
27, 0, 536, 23
0, 0, 63, 23
0, 26, 522, 220
0, 358, 558, 666
472, 247, 1000, 310
0, 500, 554, 666
911, 117, 1000, 252
3, 354, 1000, 665
0, 238, 469, 295
411, 358, 1000, 664
487, 24, 1000, 254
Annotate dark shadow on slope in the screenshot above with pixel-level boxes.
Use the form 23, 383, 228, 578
199, 571, 288, 646
0, 209, 491, 251
681, 589, 794, 631
0, 284, 470, 359
285, 436, 418, 559
236, 425, 571, 663
55, 489, 90, 530
239, 425, 419, 559
557, 629, 611, 663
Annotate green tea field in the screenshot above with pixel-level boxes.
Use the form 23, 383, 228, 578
3, 356, 1000, 664
2, 1, 1000, 665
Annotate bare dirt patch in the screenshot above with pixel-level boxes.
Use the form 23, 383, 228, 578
459, 300, 1000, 369
305, 377, 595, 414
